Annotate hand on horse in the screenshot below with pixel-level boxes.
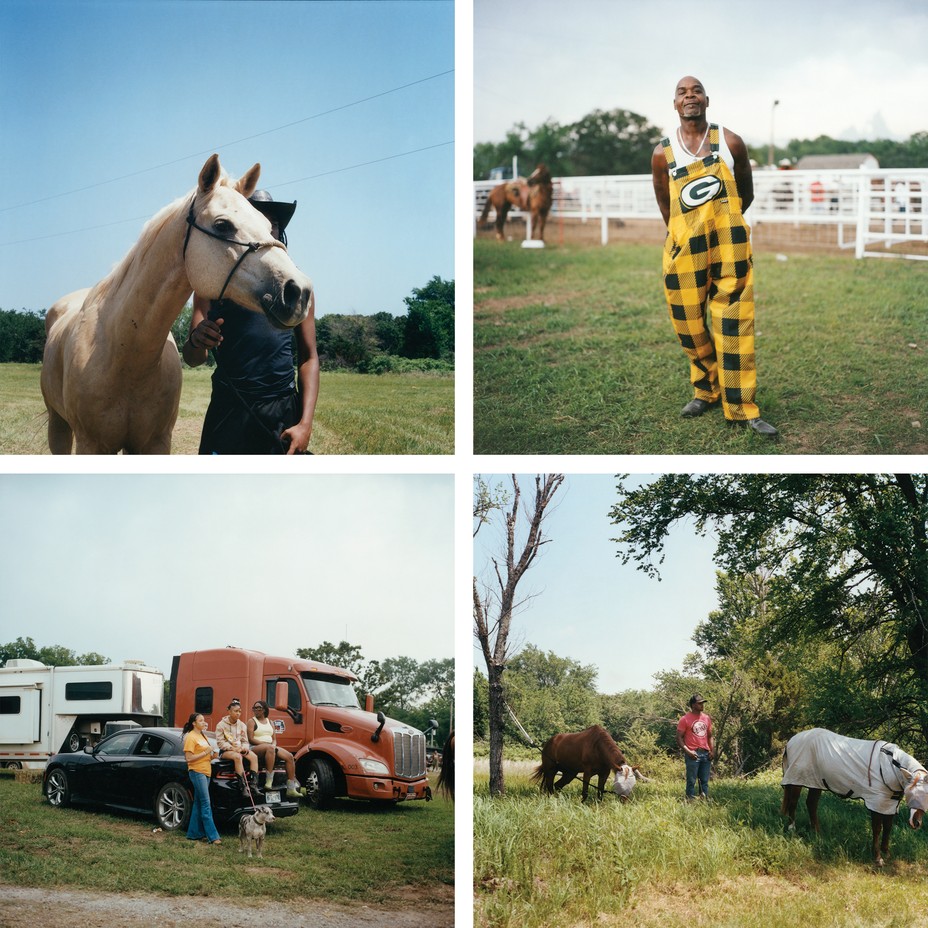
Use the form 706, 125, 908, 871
280, 421, 312, 455
190, 317, 224, 350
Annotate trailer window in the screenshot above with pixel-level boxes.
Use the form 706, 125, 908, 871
0, 696, 21, 714
194, 687, 213, 714
301, 673, 361, 709
65, 681, 112, 701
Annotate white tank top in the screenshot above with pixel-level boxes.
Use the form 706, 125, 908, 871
251, 717, 274, 744
667, 124, 735, 173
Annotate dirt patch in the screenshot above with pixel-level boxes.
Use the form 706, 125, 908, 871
0, 885, 453, 928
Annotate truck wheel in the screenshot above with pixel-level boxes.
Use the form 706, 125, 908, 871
155, 781, 192, 831
305, 758, 336, 809
45, 768, 71, 807
66, 731, 85, 753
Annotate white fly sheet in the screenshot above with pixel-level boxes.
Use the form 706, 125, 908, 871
782, 728, 927, 816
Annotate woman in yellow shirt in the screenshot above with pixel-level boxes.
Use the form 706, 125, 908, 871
182, 713, 221, 844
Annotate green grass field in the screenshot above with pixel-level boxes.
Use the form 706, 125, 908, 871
475, 241, 928, 455
0, 775, 452, 906
474, 763, 928, 928
0, 365, 454, 454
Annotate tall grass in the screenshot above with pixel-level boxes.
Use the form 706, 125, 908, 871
474, 240, 928, 455
0, 777, 452, 904
474, 764, 928, 928
0, 364, 453, 454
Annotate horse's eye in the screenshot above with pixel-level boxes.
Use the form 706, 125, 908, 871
213, 219, 234, 235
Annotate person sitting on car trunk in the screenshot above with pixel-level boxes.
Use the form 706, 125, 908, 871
248, 699, 305, 799
215, 699, 260, 791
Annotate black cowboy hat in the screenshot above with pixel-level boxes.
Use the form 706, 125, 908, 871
689, 694, 707, 706
249, 189, 296, 232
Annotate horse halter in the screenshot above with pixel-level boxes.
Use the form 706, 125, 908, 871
182, 194, 286, 305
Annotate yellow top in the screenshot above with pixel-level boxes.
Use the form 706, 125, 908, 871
183, 729, 212, 776
251, 717, 274, 744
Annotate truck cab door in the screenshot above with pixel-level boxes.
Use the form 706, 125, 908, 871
266, 678, 304, 754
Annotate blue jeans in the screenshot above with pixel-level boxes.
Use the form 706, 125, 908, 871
685, 750, 711, 798
186, 770, 220, 842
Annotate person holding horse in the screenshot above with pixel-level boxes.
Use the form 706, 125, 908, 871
676, 694, 714, 801
183, 189, 320, 454
247, 699, 305, 799
651, 76, 778, 440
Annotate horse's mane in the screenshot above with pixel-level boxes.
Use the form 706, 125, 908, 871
94, 169, 238, 303
589, 725, 626, 768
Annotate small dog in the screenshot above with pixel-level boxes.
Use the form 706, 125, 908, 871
238, 805, 275, 858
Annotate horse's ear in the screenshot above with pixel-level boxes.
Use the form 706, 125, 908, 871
237, 163, 261, 199
198, 155, 222, 194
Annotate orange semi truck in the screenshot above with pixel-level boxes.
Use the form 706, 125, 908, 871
169, 648, 434, 808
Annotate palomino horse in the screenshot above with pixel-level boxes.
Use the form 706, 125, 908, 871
479, 163, 554, 242
532, 725, 636, 802
781, 728, 928, 867
41, 154, 313, 453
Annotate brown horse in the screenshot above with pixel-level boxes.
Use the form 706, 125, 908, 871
524, 163, 553, 242
532, 725, 629, 801
479, 163, 554, 242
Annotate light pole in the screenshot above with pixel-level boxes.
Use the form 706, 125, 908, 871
768, 99, 780, 167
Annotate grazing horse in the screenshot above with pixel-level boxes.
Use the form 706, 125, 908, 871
532, 725, 632, 802
479, 163, 554, 242
41, 154, 313, 454
781, 728, 928, 867
437, 730, 454, 800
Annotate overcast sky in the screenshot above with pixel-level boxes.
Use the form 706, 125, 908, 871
475, 0, 928, 152
473, 474, 720, 694
0, 0, 453, 315
0, 474, 453, 678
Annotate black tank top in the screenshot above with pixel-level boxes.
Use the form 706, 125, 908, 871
209, 301, 295, 398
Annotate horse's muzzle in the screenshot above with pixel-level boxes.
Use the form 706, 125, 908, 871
910, 808, 924, 830
262, 279, 312, 329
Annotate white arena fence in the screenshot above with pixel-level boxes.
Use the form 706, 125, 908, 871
473, 168, 928, 260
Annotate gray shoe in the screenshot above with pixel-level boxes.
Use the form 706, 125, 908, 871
681, 398, 718, 418
728, 417, 779, 440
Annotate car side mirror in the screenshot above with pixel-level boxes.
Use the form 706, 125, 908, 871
83, 745, 94, 754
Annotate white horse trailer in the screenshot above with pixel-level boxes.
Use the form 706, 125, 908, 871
0, 658, 164, 769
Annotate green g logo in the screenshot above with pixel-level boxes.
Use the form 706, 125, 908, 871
680, 175, 723, 212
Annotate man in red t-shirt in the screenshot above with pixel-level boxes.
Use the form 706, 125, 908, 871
676, 694, 714, 800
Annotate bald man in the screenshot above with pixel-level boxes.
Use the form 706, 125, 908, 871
652, 76, 777, 439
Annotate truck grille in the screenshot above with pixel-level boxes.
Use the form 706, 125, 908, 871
393, 730, 426, 778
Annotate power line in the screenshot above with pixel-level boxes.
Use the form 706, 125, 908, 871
0, 68, 454, 215
0, 140, 453, 247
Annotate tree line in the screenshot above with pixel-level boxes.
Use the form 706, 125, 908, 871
474, 107, 928, 178
474, 474, 928, 793
0, 275, 454, 373
1, 636, 453, 743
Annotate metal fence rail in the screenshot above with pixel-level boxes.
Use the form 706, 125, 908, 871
474, 168, 928, 258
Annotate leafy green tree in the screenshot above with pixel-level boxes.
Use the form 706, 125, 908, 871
0, 309, 46, 363
0, 637, 108, 666
610, 474, 928, 746
402, 276, 454, 361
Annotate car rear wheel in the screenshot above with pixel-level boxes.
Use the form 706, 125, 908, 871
46, 768, 71, 807
305, 758, 336, 809
155, 781, 192, 831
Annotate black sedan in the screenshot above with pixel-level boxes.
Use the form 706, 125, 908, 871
42, 726, 299, 831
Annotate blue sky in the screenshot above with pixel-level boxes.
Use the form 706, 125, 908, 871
473, 474, 721, 694
0, 474, 454, 678
0, 0, 453, 316
475, 0, 928, 153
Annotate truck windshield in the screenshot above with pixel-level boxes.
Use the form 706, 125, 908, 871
301, 673, 361, 709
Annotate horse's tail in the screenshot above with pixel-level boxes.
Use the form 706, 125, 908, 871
479, 195, 492, 225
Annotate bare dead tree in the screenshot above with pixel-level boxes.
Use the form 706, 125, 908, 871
473, 473, 565, 796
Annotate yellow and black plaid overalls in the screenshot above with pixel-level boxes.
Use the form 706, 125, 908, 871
661, 124, 759, 421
